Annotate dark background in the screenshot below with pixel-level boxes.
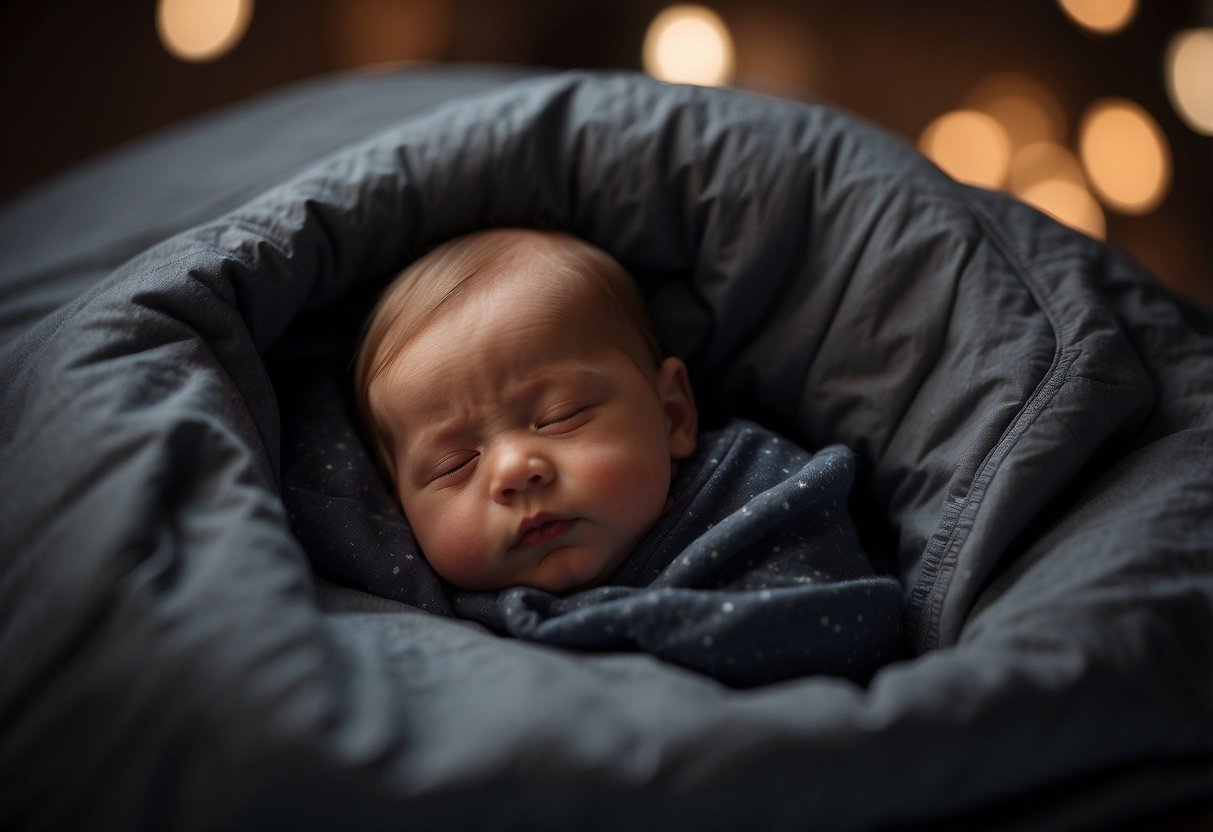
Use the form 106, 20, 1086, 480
2, 0, 1210, 302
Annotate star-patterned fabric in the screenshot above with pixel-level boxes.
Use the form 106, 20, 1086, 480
282, 362, 902, 686
456, 420, 904, 686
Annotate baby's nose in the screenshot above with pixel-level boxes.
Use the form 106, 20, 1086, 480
491, 443, 555, 500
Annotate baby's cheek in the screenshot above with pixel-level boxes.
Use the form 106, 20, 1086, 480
406, 495, 490, 586
591, 444, 670, 529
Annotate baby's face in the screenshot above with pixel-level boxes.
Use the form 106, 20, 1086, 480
366, 273, 696, 592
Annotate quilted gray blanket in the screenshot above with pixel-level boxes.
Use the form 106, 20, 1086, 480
1, 66, 1210, 830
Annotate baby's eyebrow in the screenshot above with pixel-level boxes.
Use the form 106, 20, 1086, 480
516, 361, 611, 396
403, 416, 472, 458
399, 360, 614, 453
537, 360, 615, 387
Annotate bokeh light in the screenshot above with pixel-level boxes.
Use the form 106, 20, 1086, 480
1007, 141, 1086, 195
643, 5, 735, 86
963, 72, 1067, 153
1078, 99, 1171, 214
157, 0, 254, 62
918, 110, 1012, 189
328, 0, 454, 68
1057, 0, 1138, 35
730, 9, 825, 93
1018, 179, 1106, 239
1166, 28, 1213, 135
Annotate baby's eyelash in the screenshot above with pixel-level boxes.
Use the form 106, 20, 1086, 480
538, 406, 591, 429
540, 408, 581, 427
434, 454, 475, 480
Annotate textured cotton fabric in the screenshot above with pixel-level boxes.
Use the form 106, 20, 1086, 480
454, 421, 904, 686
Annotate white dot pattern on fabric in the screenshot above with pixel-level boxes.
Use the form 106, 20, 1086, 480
480, 420, 905, 685
287, 399, 904, 688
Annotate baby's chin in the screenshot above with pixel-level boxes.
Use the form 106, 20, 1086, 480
440, 551, 614, 593
525, 545, 628, 594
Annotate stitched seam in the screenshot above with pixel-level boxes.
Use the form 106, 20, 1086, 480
905, 191, 1070, 651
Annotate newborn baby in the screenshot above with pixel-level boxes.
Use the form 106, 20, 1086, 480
355, 226, 698, 592
344, 227, 903, 685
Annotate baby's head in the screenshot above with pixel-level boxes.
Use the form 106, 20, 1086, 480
356, 228, 697, 592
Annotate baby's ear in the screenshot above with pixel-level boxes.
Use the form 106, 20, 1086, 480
656, 357, 698, 460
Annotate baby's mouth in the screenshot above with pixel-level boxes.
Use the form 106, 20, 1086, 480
512, 513, 578, 551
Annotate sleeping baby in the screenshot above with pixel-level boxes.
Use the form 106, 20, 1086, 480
353, 228, 903, 686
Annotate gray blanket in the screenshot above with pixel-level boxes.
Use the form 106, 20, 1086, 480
1, 67, 1210, 830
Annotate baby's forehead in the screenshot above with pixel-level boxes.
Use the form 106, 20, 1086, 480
413, 252, 610, 338
361, 231, 656, 409
421, 276, 610, 363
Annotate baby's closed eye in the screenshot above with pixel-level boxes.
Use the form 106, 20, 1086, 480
429, 451, 478, 483
537, 404, 593, 434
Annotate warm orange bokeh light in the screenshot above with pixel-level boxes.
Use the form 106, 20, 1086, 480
918, 110, 1012, 189
730, 9, 825, 93
963, 73, 1067, 153
1007, 141, 1086, 195
1057, 0, 1137, 35
643, 5, 735, 87
1079, 99, 1171, 214
1166, 28, 1213, 135
157, 0, 254, 62
328, 0, 454, 68
1019, 179, 1106, 240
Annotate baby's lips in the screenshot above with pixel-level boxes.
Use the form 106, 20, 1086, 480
512, 513, 578, 551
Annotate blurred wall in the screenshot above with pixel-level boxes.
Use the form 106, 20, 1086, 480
2, 0, 1209, 302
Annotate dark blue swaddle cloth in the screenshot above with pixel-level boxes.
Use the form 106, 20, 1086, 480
278, 361, 902, 687
454, 420, 904, 686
